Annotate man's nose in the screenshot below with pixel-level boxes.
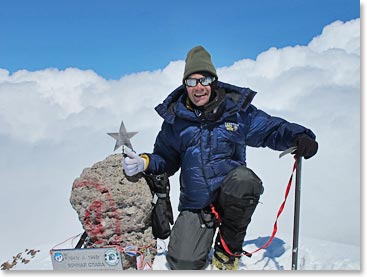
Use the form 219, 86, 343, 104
195, 81, 205, 89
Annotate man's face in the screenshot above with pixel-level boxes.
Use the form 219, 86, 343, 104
185, 73, 212, 107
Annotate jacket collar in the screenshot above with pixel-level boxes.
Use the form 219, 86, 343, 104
154, 81, 257, 124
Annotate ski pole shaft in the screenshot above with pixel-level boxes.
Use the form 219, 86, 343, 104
291, 156, 302, 270
75, 231, 88, 249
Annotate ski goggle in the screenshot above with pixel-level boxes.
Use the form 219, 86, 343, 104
185, 76, 215, 87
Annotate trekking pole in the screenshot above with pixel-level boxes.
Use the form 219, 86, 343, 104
291, 156, 302, 270
279, 147, 302, 270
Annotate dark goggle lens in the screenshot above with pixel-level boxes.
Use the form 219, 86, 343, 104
185, 76, 214, 87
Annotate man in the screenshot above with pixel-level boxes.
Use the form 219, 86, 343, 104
123, 46, 318, 270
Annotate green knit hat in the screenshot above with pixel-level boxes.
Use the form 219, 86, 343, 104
183, 46, 218, 83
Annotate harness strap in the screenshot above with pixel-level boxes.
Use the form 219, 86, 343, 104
211, 158, 297, 257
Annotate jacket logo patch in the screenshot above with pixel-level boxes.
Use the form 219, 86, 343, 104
224, 122, 239, 132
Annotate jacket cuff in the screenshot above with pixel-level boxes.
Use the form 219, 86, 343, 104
139, 154, 150, 171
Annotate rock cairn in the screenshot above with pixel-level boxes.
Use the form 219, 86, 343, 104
70, 154, 155, 269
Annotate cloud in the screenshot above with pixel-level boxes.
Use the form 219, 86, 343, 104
0, 18, 360, 257
308, 19, 360, 55
0, 17, 359, 144
0, 61, 186, 145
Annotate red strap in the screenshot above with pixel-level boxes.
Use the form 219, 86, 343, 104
211, 158, 297, 257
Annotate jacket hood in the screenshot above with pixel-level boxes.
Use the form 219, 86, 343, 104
155, 81, 257, 124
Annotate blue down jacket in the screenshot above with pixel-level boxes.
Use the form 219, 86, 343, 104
145, 82, 315, 211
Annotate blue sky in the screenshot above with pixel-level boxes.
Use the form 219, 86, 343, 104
0, 0, 360, 79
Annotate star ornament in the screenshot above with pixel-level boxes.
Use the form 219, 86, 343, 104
107, 120, 138, 151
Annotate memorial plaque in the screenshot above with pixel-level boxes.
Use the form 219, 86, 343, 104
50, 248, 123, 270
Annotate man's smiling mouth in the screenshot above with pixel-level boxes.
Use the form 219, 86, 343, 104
194, 92, 208, 97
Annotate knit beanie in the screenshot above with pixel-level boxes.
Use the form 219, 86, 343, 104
183, 46, 218, 82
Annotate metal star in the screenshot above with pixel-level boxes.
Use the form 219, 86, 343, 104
107, 120, 138, 151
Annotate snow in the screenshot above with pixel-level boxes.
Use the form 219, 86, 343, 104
1, 232, 360, 271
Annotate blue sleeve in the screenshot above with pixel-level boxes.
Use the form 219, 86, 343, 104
244, 105, 316, 151
145, 122, 181, 176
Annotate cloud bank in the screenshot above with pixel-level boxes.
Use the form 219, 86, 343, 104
0, 18, 360, 258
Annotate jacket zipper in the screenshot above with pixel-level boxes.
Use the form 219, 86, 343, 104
200, 122, 211, 190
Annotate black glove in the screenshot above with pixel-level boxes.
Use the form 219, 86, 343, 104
293, 135, 318, 159
144, 173, 174, 239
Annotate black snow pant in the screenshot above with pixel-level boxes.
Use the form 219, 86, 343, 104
166, 165, 264, 270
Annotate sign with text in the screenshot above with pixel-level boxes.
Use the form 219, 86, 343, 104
50, 248, 123, 270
